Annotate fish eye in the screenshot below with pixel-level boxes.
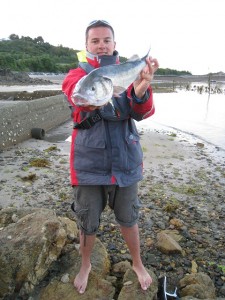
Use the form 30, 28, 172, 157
91, 86, 95, 91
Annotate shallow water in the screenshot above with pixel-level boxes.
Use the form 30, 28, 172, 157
138, 90, 225, 151
1, 82, 224, 152
0, 84, 62, 92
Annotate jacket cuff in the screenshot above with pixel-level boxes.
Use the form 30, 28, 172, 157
131, 88, 150, 104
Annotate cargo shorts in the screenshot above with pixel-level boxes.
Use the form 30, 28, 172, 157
71, 183, 141, 235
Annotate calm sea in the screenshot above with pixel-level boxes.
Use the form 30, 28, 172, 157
136, 90, 225, 151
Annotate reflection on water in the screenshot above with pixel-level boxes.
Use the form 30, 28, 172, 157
139, 91, 225, 150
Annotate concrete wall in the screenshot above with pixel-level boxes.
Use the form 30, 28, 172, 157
0, 95, 71, 150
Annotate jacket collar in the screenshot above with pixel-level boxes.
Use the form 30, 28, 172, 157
77, 50, 119, 68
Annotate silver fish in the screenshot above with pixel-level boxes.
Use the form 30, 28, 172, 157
72, 49, 150, 106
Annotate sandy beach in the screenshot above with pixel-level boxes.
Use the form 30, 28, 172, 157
0, 119, 225, 297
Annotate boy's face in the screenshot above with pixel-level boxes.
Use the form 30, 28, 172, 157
86, 27, 116, 56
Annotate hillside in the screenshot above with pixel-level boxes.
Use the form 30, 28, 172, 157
0, 35, 79, 73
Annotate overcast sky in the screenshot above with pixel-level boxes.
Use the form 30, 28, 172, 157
1, 0, 225, 75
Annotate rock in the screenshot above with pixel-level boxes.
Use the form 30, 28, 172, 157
112, 260, 132, 273
179, 272, 216, 299
169, 218, 184, 229
0, 207, 114, 299
58, 216, 78, 241
145, 237, 154, 247
11, 213, 19, 223
191, 260, 198, 273
0, 69, 53, 86
39, 275, 115, 300
0, 207, 36, 227
219, 283, 225, 296
61, 273, 70, 283
156, 232, 183, 254
180, 297, 201, 300
196, 142, 205, 148
161, 229, 183, 242
0, 208, 67, 298
118, 268, 158, 300
39, 239, 113, 300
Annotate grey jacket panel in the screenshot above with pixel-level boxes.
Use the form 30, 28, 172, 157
73, 104, 144, 186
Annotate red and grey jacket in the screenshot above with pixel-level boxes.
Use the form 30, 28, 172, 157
62, 50, 155, 187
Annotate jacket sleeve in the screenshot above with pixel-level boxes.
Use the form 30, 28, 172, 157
126, 85, 155, 121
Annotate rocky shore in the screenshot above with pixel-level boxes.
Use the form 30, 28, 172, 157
0, 69, 54, 86
0, 121, 225, 298
0, 70, 225, 300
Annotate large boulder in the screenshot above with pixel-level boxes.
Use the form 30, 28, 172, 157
179, 272, 216, 299
0, 208, 78, 299
118, 268, 158, 300
0, 207, 115, 299
39, 237, 113, 300
156, 231, 182, 254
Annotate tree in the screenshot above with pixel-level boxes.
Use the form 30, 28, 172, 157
21, 36, 33, 42
9, 34, 19, 40
34, 36, 44, 44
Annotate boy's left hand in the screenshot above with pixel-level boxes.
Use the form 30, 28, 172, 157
133, 57, 159, 99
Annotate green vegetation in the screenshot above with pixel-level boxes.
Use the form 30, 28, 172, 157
209, 262, 225, 274
0, 34, 192, 74
20, 173, 37, 182
164, 197, 180, 212
142, 146, 148, 152
0, 34, 79, 73
44, 146, 59, 152
29, 158, 51, 167
155, 67, 192, 76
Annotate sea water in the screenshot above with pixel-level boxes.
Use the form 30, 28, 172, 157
136, 90, 225, 151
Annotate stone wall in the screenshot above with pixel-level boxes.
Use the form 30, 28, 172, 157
0, 95, 71, 150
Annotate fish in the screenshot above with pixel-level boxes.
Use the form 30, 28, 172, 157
72, 49, 150, 107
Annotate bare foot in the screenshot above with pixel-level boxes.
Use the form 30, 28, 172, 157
133, 264, 152, 290
74, 264, 91, 294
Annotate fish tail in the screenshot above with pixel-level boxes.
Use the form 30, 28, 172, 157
146, 46, 151, 58
141, 47, 151, 61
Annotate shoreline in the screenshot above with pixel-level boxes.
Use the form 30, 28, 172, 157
1, 72, 225, 91
1, 119, 224, 208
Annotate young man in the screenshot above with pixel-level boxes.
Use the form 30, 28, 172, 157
62, 20, 159, 294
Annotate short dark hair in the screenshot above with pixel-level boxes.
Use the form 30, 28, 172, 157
85, 20, 115, 42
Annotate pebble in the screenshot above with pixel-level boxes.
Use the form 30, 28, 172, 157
61, 273, 70, 283
123, 281, 133, 286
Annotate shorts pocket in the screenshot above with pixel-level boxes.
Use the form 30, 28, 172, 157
71, 201, 88, 231
132, 203, 141, 222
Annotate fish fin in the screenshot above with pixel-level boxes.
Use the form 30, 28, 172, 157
113, 93, 122, 98
127, 54, 140, 62
113, 86, 126, 95
127, 47, 151, 62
